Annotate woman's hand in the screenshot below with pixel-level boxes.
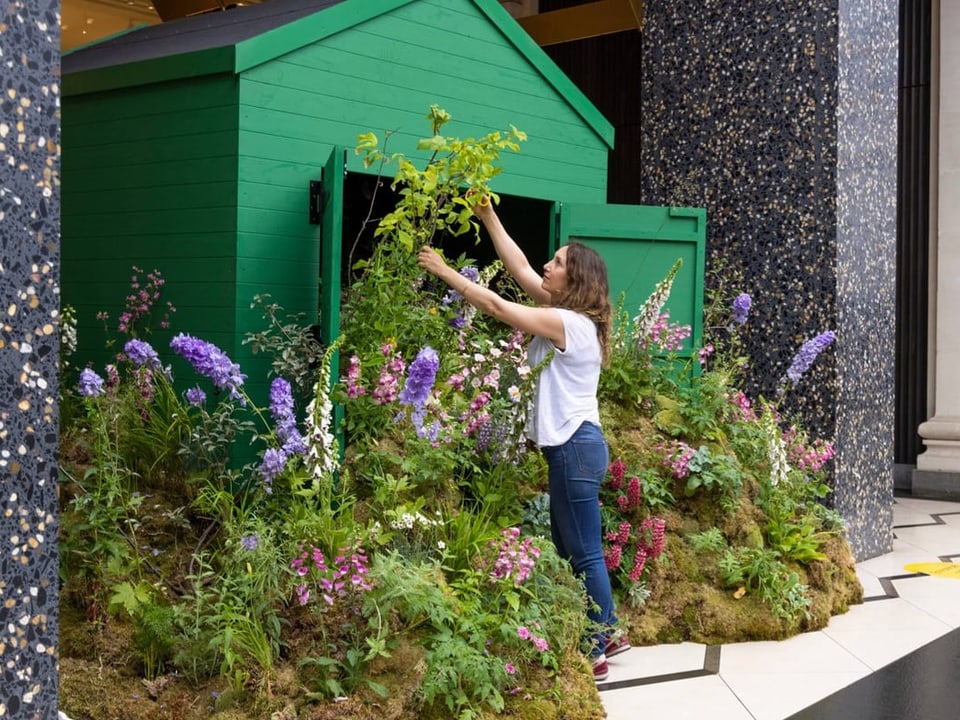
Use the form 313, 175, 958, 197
466, 189, 493, 222
417, 246, 449, 278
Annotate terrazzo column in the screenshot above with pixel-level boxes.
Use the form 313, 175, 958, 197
914, 1, 960, 497
0, 0, 62, 717
640, 1, 898, 560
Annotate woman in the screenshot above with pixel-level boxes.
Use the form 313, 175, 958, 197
417, 197, 630, 682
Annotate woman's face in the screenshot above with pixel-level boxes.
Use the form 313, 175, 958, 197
542, 245, 570, 297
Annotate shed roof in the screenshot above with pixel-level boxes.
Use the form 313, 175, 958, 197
62, 0, 614, 148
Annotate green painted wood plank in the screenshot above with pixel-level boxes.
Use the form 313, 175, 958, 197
253, 35, 571, 112
238, 157, 320, 189
63, 157, 238, 190
237, 180, 305, 211
64, 182, 237, 215
236, 107, 606, 193
235, 237, 318, 264
64, 78, 237, 124
237, 129, 330, 167
239, 72, 598, 153
65, 280, 239, 308
63, 260, 239, 288
65, 208, 237, 236
237, 207, 308, 236
65, 107, 237, 148
66, 132, 238, 170
234, 0, 416, 73
61, 234, 236, 258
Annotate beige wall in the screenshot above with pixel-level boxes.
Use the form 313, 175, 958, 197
917, 0, 960, 473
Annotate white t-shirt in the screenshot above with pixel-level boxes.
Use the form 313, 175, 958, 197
526, 308, 602, 447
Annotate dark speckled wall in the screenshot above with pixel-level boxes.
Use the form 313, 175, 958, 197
0, 0, 62, 716
637, 1, 898, 559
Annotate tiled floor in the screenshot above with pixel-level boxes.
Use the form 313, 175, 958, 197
599, 495, 960, 720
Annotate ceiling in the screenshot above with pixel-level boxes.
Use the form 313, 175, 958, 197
62, 0, 164, 51
60, 0, 639, 54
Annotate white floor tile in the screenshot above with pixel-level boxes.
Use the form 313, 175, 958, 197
721, 671, 869, 720
602, 675, 753, 720
892, 524, 960, 555
853, 537, 937, 577
602, 641, 706, 682
718, 631, 868, 674
854, 566, 885, 597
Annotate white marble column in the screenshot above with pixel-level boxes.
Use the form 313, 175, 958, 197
916, 0, 960, 483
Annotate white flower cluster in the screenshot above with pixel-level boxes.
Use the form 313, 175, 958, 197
761, 410, 791, 486
305, 341, 341, 482
389, 511, 442, 531
631, 258, 682, 350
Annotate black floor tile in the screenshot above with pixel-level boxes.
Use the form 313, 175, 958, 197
786, 626, 960, 720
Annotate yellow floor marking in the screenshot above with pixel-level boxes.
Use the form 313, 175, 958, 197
903, 562, 960, 578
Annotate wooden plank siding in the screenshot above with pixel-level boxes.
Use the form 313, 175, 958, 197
61, 73, 241, 376
62, 0, 616, 416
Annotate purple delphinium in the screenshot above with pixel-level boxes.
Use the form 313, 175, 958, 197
269, 377, 306, 455
785, 330, 836, 384
185, 386, 206, 406
732, 293, 752, 325
259, 448, 287, 492
78, 368, 105, 397
124, 338, 161, 368
399, 347, 439, 437
399, 347, 439, 407
169, 333, 246, 404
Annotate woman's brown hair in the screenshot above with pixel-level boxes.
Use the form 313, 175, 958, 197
553, 242, 612, 365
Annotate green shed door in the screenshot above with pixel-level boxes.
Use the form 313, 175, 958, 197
320, 146, 346, 448
552, 203, 707, 361
320, 147, 346, 347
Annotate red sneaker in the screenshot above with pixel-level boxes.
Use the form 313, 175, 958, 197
592, 654, 609, 682
605, 634, 631, 658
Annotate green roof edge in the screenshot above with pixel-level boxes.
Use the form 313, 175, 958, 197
471, 0, 615, 149
63, 45, 237, 96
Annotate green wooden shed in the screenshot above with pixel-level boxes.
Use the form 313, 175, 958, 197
61, 0, 705, 407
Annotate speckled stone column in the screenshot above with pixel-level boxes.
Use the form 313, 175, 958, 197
640, 1, 898, 560
0, 0, 62, 717
914, 1, 960, 498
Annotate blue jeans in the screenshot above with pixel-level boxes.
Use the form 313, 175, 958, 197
541, 421, 616, 656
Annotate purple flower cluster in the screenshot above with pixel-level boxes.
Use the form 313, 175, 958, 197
517, 625, 549, 653
291, 544, 372, 608
373, 347, 406, 405
487, 527, 541, 586
269, 377, 306, 456
77, 368, 105, 397
344, 355, 366, 398
442, 266, 480, 329
258, 448, 287, 492
399, 346, 439, 407
118, 267, 175, 335
169, 333, 246, 403
256, 378, 307, 490
785, 330, 836, 384
185, 386, 206, 406
241, 533, 260, 551
124, 338, 161, 369
658, 439, 696, 479
399, 346, 439, 438
732, 293, 752, 325
441, 266, 480, 308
